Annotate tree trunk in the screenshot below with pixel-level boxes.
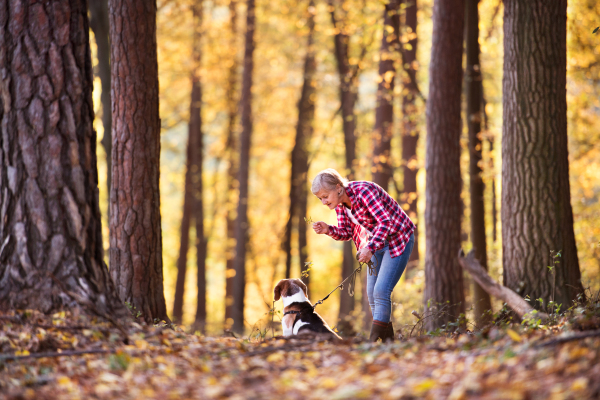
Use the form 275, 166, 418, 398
89, 0, 112, 196
371, 1, 399, 191
465, 0, 492, 326
329, 0, 360, 330
232, 0, 256, 334
0, 0, 127, 318
424, 0, 465, 330
400, 0, 419, 263
283, 0, 316, 297
191, 1, 206, 334
502, 0, 584, 307
171, 112, 195, 324
109, 0, 169, 324
224, 0, 238, 331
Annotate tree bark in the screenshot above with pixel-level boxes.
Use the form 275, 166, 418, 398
224, 0, 238, 331
89, 0, 111, 196
465, 0, 492, 326
283, 0, 316, 297
191, 0, 206, 334
0, 0, 127, 318
502, 0, 584, 307
458, 250, 548, 322
328, 0, 360, 330
424, 0, 465, 330
400, 0, 419, 263
109, 0, 169, 324
232, 0, 256, 334
371, 1, 399, 191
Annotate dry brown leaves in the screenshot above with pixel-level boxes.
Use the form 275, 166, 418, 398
1, 310, 599, 400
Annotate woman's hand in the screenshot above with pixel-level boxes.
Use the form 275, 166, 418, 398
357, 248, 373, 263
312, 222, 330, 235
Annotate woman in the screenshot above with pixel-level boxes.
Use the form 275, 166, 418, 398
311, 168, 415, 342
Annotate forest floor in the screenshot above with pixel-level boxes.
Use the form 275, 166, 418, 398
1, 309, 600, 400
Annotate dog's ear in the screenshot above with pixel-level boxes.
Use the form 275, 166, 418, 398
274, 280, 285, 301
294, 279, 308, 298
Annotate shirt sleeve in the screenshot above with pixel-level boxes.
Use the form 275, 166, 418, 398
357, 185, 393, 253
327, 207, 353, 241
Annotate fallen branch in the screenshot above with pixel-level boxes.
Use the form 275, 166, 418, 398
0, 349, 114, 361
535, 329, 600, 348
458, 249, 549, 322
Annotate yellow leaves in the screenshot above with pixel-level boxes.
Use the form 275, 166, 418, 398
412, 378, 436, 396
506, 329, 523, 342
266, 351, 285, 362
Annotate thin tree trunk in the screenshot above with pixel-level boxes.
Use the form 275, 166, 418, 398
283, 0, 316, 296
329, 0, 360, 330
224, 0, 239, 331
89, 0, 112, 196
232, 0, 256, 334
424, 0, 466, 330
0, 0, 127, 318
372, 1, 399, 191
400, 0, 419, 263
191, 0, 206, 334
171, 116, 195, 324
109, 0, 169, 324
502, 0, 584, 307
465, 0, 492, 326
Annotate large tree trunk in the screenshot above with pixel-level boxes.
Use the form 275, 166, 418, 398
191, 0, 206, 334
465, 0, 492, 326
329, 0, 361, 330
109, 0, 169, 324
224, 0, 238, 331
0, 0, 126, 318
232, 0, 256, 334
89, 0, 112, 196
371, 1, 399, 191
282, 0, 316, 297
424, 0, 465, 330
502, 0, 584, 307
400, 0, 419, 263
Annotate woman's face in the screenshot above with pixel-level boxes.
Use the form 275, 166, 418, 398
315, 185, 342, 210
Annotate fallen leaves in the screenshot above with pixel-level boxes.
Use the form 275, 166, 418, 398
1, 309, 599, 399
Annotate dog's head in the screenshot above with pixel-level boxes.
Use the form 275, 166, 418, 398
274, 279, 309, 306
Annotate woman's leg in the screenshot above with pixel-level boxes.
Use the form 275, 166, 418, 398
372, 234, 415, 323
366, 245, 387, 317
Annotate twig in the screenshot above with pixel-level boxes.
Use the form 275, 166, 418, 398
535, 329, 600, 348
0, 349, 114, 361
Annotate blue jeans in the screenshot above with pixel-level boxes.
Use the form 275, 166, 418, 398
366, 233, 415, 323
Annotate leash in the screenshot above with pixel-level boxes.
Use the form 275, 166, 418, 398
310, 256, 379, 311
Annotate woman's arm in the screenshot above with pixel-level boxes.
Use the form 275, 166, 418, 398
315, 207, 352, 241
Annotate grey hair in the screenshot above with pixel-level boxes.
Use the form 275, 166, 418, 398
311, 168, 349, 194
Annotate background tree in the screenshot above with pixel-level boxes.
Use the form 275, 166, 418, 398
371, 0, 400, 191
232, 0, 256, 334
224, 0, 239, 332
424, 0, 466, 330
0, 0, 126, 317
109, 0, 169, 324
282, 0, 316, 295
89, 0, 112, 196
399, 0, 419, 263
465, 0, 492, 326
502, 0, 584, 307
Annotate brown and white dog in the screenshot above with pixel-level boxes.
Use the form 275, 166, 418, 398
273, 278, 340, 339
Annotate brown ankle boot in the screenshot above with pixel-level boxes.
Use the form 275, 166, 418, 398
383, 321, 395, 342
369, 320, 389, 342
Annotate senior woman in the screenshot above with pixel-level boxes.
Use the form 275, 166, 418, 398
311, 168, 415, 342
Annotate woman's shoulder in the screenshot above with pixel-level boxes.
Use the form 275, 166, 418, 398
349, 181, 382, 196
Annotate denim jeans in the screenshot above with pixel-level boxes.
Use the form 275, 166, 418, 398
366, 233, 415, 323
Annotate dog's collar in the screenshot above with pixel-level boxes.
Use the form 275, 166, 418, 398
283, 310, 303, 316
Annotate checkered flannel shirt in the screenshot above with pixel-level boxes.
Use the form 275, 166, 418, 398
327, 181, 415, 258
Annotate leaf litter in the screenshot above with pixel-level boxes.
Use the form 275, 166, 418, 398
1, 309, 599, 399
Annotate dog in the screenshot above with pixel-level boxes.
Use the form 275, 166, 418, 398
273, 278, 341, 339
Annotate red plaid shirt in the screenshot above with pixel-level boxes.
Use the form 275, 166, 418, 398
327, 181, 415, 258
